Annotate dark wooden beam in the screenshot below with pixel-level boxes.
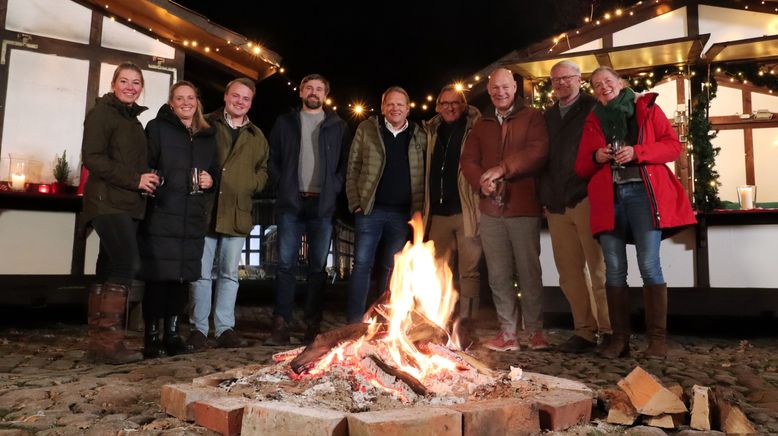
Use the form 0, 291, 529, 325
709, 116, 778, 130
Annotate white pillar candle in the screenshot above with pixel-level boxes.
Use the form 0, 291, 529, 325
737, 186, 755, 210
10, 173, 25, 191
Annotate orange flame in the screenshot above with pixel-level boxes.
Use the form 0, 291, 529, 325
308, 212, 461, 384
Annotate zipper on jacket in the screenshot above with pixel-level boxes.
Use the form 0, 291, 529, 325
638, 114, 661, 228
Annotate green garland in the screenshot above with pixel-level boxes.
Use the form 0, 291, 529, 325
688, 75, 721, 212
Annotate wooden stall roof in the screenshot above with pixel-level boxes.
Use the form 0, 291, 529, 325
80, 0, 282, 81
705, 34, 778, 63
507, 35, 710, 79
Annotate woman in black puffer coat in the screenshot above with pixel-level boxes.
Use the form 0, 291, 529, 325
139, 81, 218, 358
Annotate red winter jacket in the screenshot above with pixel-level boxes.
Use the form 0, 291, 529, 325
574, 93, 696, 238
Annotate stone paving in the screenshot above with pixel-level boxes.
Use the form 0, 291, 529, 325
0, 302, 777, 435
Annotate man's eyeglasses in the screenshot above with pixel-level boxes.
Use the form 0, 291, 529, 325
439, 101, 463, 108
550, 75, 580, 84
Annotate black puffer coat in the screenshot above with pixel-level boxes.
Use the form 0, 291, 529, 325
139, 104, 218, 282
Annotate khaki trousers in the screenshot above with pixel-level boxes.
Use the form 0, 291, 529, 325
480, 214, 544, 334
427, 214, 483, 315
546, 197, 611, 341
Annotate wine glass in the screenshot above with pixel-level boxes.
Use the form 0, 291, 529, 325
611, 138, 625, 169
141, 169, 164, 197
492, 179, 506, 208
189, 167, 203, 195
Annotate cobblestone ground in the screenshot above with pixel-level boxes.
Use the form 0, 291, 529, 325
0, 303, 777, 435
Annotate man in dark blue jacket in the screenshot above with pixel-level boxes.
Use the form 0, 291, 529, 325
266, 74, 351, 345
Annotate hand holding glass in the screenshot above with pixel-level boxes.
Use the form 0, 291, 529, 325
141, 169, 164, 197
189, 168, 203, 195
610, 139, 625, 169
492, 179, 506, 208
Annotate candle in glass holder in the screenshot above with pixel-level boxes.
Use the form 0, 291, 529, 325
737, 185, 756, 210
10, 174, 25, 191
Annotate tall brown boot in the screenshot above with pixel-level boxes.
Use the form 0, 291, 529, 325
643, 283, 668, 358
87, 282, 143, 364
598, 286, 631, 358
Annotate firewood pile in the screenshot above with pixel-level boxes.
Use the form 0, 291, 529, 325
602, 366, 757, 434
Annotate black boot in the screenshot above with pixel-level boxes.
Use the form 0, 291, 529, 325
143, 317, 167, 359
164, 316, 194, 356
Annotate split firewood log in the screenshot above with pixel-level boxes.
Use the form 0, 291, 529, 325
290, 323, 370, 374
617, 366, 687, 416
451, 350, 496, 378
368, 354, 429, 396
713, 387, 757, 434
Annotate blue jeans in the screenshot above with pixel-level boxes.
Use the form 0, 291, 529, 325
598, 182, 664, 287
346, 208, 410, 323
189, 234, 245, 337
274, 197, 333, 324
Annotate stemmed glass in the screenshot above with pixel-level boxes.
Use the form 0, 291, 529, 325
611, 138, 625, 169
141, 169, 164, 197
189, 167, 203, 195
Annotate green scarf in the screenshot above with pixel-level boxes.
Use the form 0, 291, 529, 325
594, 88, 635, 141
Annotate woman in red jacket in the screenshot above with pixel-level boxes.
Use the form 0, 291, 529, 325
574, 66, 695, 359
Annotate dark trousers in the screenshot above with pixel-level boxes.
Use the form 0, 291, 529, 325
92, 214, 140, 286
143, 281, 189, 319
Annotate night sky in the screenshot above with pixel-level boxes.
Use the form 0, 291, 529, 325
174, 0, 635, 131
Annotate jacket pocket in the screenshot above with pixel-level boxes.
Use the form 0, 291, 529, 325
235, 195, 253, 234
106, 184, 139, 210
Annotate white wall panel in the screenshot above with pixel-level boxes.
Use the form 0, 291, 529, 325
563, 39, 603, 54
709, 226, 778, 288
614, 7, 687, 47
699, 5, 778, 55
752, 128, 778, 202
751, 92, 778, 113
712, 129, 746, 203
0, 211, 75, 274
101, 17, 175, 59
709, 85, 743, 117
0, 50, 88, 183
5, 0, 91, 44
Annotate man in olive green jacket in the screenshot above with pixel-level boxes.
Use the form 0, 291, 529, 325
345, 86, 426, 323
189, 78, 269, 349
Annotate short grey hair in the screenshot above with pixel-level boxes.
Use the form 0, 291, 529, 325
551, 60, 581, 76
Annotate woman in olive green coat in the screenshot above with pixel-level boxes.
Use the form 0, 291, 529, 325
81, 62, 160, 364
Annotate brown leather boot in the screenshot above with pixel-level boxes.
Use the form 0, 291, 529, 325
643, 283, 668, 358
87, 282, 143, 364
265, 315, 290, 346
598, 286, 631, 359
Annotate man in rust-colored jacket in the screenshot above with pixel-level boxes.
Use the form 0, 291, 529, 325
461, 68, 549, 352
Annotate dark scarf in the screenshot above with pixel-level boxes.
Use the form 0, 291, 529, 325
594, 88, 635, 141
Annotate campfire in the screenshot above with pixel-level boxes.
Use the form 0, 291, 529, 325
218, 213, 526, 412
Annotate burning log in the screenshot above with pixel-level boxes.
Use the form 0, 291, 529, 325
406, 310, 448, 345
290, 323, 371, 374
368, 355, 429, 396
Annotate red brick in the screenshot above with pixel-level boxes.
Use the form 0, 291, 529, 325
533, 390, 593, 431
347, 407, 461, 436
241, 401, 348, 436
160, 383, 221, 421
447, 398, 540, 436
192, 396, 252, 436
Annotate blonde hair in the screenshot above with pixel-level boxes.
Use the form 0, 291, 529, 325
111, 61, 144, 87
169, 81, 210, 133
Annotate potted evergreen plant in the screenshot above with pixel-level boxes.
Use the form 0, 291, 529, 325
52, 150, 71, 194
